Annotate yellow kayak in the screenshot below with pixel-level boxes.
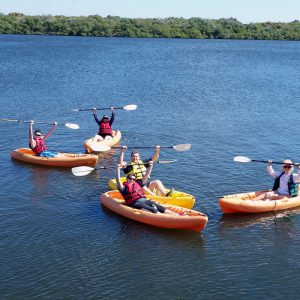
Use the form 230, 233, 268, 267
108, 177, 195, 209
84, 130, 121, 153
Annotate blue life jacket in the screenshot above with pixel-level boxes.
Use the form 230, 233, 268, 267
272, 172, 299, 197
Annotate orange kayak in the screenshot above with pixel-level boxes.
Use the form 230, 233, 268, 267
84, 130, 121, 153
10, 148, 98, 167
101, 190, 208, 232
219, 190, 300, 213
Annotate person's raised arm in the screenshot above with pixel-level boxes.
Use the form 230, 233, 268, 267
142, 160, 154, 185
29, 120, 36, 148
109, 107, 115, 126
267, 160, 277, 178
93, 108, 101, 125
152, 145, 160, 162
43, 122, 57, 140
116, 164, 124, 190
118, 146, 127, 166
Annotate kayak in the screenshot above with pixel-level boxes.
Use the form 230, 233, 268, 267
10, 148, 98, 167
101, 190, 208, 232
84, 130, 121, 153
108, 177, 195, 209
219, 190, 300, 213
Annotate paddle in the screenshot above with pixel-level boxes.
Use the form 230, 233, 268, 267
234, 156, 299, 166
0, 118, 79, 129
72, 160, 177, 176
72, 104, 137, 112
91, 143, 192, 152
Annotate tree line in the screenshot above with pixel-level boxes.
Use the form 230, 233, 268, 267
0, 13, 300, 40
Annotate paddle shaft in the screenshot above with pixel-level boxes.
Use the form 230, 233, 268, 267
112, 146, 174, 149
1, 118, 65, 126
76, 104, 137, 111
251, 159, 298, 166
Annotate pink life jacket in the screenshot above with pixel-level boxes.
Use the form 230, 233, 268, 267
122, 181, 145, 205
99, 120, 112, 135
32, 137, 48, 154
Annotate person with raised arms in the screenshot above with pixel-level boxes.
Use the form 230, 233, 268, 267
254, 159, 300, 200
116, 161, 177, 214
29, 120, 60, 157
93, 107, 115, 141
118, 145, 174, 197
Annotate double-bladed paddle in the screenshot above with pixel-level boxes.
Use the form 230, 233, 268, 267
234, 156, 299, 166
72, 104, 137, 112
0, 118, 79, 129
90, 143, 192, 152
71, 160, 177, 176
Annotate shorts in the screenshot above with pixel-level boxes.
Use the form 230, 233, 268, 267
99, 133, 113, 138
37, 150, 58, 157
136, 179, 150, 188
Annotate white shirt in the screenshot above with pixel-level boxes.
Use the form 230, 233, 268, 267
267, 165, 300, 195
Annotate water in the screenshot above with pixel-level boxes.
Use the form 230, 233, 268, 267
1, 35, 300, 299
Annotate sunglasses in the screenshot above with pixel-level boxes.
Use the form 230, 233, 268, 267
284, 165, 292, 169
128, 177, 135, 180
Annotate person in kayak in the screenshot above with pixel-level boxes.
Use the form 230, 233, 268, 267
254, 159, 300, 200
93, 107, 115, 141
29, 120, 60, 157
118, 146, 174, 197
116, 162, 177, 214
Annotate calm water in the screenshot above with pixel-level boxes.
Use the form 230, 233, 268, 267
1, 35, 300, 299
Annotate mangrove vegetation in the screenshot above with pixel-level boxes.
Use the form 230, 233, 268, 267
0, 12, 300, 40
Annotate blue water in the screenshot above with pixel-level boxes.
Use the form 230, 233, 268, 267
1, 35, 300, 299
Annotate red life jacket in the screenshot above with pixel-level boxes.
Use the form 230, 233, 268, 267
99, 120, 112, 135
32, 137, 48, 154
122, 181, 145, 205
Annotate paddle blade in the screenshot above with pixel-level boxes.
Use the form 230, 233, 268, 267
72, 166, 95, 176
157, 159, 177, 164
65, 123, 80, 129
234, 156, 252, 163
72, 108, 80, 112
123, 104, 137, 111
172, 144, 192, 152
90, 144, 111, 152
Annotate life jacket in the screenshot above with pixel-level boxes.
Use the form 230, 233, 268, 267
122, 181, 145, 205
31, 137, 48, 155
272, 172, 299, 197
99, 120, 112, 135
126, 161, 147, 180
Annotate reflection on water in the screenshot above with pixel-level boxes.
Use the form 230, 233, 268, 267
218, 207, 300, 229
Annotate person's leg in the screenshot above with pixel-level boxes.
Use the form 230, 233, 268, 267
104, 134, 112, 140
253, 191, 276, 201
148, 180, 175, 197
95, 134, 104, 142
148, 180, 167, 196
154, 203, 178, 215
131, 199, 157, 213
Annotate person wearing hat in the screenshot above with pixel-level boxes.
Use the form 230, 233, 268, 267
116, 161, 177, 214
118, 146, 175, 197
254, 159, 300, 200
93, 107, 115, 141
29, 120, 60, 157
